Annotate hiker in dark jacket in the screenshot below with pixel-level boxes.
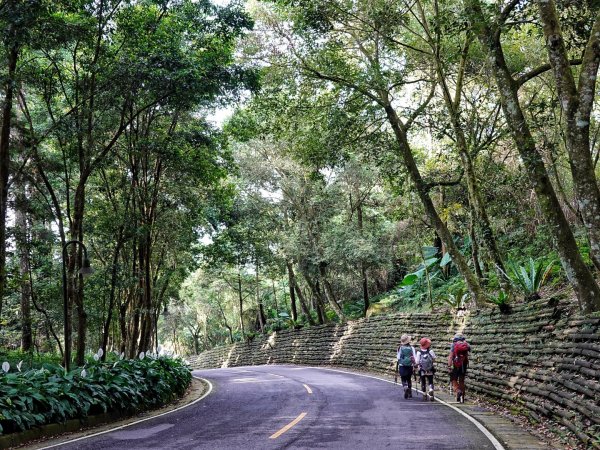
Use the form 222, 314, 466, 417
448, 334, 470, 403
415, 337, 436, 401
396, 334, 416, 399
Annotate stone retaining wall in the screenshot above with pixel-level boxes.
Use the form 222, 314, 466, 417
189, 298, 600, 448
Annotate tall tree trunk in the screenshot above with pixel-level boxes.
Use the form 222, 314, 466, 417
271, 280, 278, 312
288, 262, 315, 325
356, 201, 370, 316
15, 182, 32, 351
383, 101, 485, 304
314, 282, 326, 324
419, 3, 509, 291
137, 230, 153, 354
469, 207, 484, 282
256, 259, 264, 333
72, 182, 88, 366
318, 263, 345, 320
286, 261, 298, 322
294, 283, 316, 326
302, 272, 325, 324
536, 1, 600, 271
101, 231, 124, 361
468, 0, 600, 313
0, 42, 18, 320
216, 296, 234, 344
119, 301, 128, 355
237, 264, 245, 338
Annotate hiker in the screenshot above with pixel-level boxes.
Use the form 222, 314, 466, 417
415, 337, 436, 401
448, 334, 470, 403
396, 334, 416, 399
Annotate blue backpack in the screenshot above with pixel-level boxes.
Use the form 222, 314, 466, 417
398, 346, 414, 367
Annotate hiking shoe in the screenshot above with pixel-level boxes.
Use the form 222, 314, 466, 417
408, 390, 413, 398
428, 388, 434, 401
404, 388, 409, 399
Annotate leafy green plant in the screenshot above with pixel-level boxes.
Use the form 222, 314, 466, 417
489, 290, 511, 312
0, 354, 191, 435
504, 258, 556, 299
0, 350, 61, 371
441, 290, 469, 310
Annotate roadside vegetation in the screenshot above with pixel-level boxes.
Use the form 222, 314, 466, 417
0, 352, 190, 435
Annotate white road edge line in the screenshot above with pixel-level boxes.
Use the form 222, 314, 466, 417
38, 376, 213, 450
317, 367, 505, 450
303, 384, 313, 394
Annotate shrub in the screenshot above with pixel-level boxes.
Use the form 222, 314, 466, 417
504, 258, 556, 299
441, 291, 469, 310
0, 354, 191, 435
0, 349, 61, 371
488, 290, 511, 313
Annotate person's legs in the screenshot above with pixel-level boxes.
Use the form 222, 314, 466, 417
420, 373, 428, 400
458, 372, 466, 402
400, 374, 410, 398
427, 374, 434, 399
399, 366, 411, 398
450, 369, 461, 400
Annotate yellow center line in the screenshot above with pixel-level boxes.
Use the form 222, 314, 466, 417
269, 413, 307, 439
303, 384, 313, 394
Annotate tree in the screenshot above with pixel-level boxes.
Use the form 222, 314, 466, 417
12, 0, 255, 363
255, 0, 486, 304
466, 0, 600, 312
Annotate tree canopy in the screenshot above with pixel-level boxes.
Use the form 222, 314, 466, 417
1, 0, 600, 365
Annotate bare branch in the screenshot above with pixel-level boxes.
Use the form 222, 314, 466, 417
515, 59, 582, 87
499, 0, 523, 24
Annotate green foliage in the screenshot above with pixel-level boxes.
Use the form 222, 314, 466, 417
505, 258, 556, 297
0, 354, 191, 435
0, 350, 61, 371
488, 291, 511, 312
441, 291, 469, 310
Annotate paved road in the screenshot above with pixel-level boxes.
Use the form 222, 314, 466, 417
48, 365, 500, 450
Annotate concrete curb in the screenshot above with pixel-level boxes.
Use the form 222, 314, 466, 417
0, 376, 208, 450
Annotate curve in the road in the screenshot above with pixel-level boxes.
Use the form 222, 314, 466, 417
35, 365, 506, 450
37, 377, 214, 450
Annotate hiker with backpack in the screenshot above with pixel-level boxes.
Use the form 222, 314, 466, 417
415, 337, 436, 401
396, 334, 417, 399
448, 334, 470, 403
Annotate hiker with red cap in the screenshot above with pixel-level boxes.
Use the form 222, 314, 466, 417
448, 334, 471, 403
415, 337, 437, 401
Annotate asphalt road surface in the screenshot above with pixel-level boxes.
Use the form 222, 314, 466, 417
46, 365, 501, 450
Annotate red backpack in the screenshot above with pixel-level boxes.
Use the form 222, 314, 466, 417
452, 341, 469, 369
